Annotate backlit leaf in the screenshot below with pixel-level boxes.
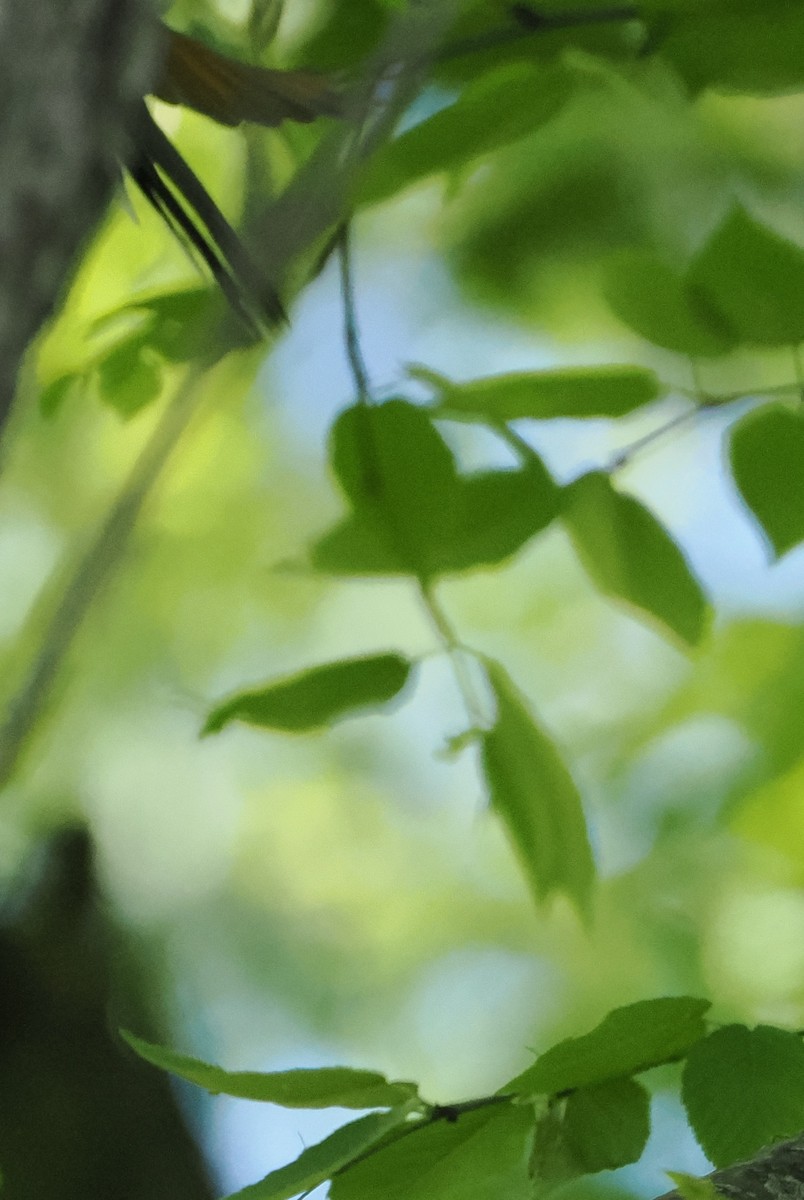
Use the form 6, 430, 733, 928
480, 659, 594, 915
330, 1102, 535, 1200
658, 2, 804, 96
96, 341, 162, 417
562, 1078, 650, 1172
562, 472, 709, 646
604, 250, 735, 357
428, 365, 661, 421
124, 1033, 419, 1108
688, 205, 804, 346
507, 996, 711, 1097
226, 1108, 414, 1200
313, 402, 558, 577
358, 62, 574, 207
682, 1025, 804, 1167
729, 404, 804, 558
203, 653, 412, 735
321, 400, 459, 579
437, 464, 559, 571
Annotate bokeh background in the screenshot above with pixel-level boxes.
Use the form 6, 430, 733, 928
4, 0, 804, 1195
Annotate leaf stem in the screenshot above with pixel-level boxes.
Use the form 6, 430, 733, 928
338, 223, 373, 406
418, 581, 490, 731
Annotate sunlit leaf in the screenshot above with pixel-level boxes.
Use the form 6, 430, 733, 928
688, 205, 804, 346
357, 62, 574, 207
427, 365, 661, 421
226, 1108, 415, 1200
123, 1033, 419, 1107
729, 404, 804, 558
562, 471, 709, 646
507, 997, 711, 1097
330, 1102, 535, 1200
39, 372, 84, 418
203, 653, 413, 735
96, 341, 163, 417
480, 659, 595, 915
667, 1171, 722, 1200
604, 250, 735, 357
682, 1025, 804, 1167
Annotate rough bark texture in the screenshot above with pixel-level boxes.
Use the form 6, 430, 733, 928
659, 1137, 804, 1200
0, 0, 163, 433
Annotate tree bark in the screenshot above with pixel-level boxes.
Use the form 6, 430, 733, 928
0, 0, 163, 437
659, 1137, 804, 1200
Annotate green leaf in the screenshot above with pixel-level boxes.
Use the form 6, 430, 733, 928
312, 402, 557, 578
39, 372, 83, 418
357, 61, 573, 207
667, 1171, 722, 1200
428, 365, 661, 421
682, 1025, 804, 1168
688, 205, 804, 346
438, 464, 559, 572
225, 1108, 415, 1200
728, 404, 804, 558
507, 996, 711, 1097
96, 341, 162, 417
203, 653, 412, 735
658, 2, 804, 96
562, 1078, 650, 1172
329, 1102, 535, 1200
562, 471, 709, 646
529, 1105, 582, 1195
123, 1033, 419, 1107
321, 400, 459, 578
603, 251, 735, 358
480, 659, 595, 915
311, 511, 409, 575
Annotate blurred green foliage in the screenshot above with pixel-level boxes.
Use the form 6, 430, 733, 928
6, 0, 804, 1196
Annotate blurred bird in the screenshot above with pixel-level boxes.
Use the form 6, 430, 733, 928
129, 25, 343, 330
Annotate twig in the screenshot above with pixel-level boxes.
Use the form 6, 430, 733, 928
338, 223, 373, 405
335, 218, 489, 732
435, 2, 640, 63
0, 363, 207, 789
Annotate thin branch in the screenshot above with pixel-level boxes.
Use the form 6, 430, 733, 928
0, 362, 207, 789
419, 582, 490, 732
338, 223, 373, 404
435, 2, 641, 63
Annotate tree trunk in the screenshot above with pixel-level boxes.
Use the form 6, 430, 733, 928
0, 0, 163, 437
